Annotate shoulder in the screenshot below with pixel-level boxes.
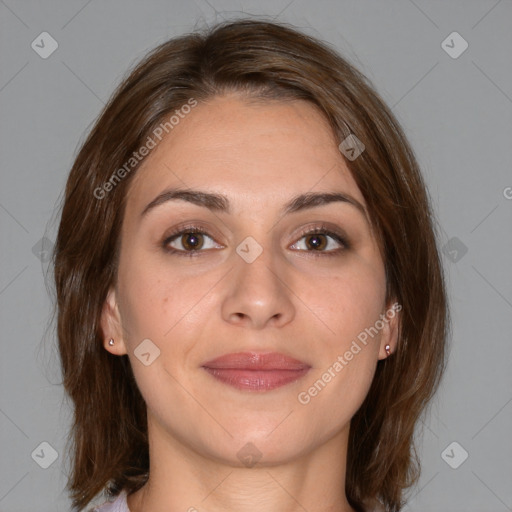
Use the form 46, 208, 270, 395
89, 490, 130, 512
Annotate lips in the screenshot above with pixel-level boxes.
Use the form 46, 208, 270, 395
201, 352, 311, 391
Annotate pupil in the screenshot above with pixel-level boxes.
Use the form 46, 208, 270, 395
184, 233, 202, 250
308, 234, 325, 250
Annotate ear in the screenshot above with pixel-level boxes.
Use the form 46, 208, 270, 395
378, 301, 401, 360
100, 286, 128, 356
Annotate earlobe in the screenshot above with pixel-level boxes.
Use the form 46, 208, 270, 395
378, 301, 401, 360
100, 287, 128, 356
102, 336, 128, 356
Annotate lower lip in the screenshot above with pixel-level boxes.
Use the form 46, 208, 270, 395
202, 367, 310, 391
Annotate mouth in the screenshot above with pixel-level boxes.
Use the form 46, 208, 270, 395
201, 351, 311, 392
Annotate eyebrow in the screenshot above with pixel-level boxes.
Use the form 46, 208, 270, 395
140, 187, 368, 221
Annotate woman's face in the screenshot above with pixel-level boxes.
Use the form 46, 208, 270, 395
102, 94, 398, 466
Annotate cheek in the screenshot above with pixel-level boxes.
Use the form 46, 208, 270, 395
118, 252, 217, 342
116, 258, 214, 406
292, 260, 386, 425
312, 260, 387, 346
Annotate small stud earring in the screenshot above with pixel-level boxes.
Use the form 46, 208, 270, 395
385, 344, 391, 357
108, 338, 115, 346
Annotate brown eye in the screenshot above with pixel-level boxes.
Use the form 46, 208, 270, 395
290, 228, 347, 254
163, 228, 220, 255
180, 232, 204, 251
304, 233, 328, 251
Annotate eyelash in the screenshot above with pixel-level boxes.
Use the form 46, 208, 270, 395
162, 223, 349, 259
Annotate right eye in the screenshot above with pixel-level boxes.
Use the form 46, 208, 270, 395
162, 227, 222, 256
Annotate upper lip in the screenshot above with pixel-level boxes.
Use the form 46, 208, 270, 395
201, 352, 310, 370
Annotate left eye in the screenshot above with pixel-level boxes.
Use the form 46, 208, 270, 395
290, 232, 344, 252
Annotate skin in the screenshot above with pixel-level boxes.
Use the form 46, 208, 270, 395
101, 94, 399, 512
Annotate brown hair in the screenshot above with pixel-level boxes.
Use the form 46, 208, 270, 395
53, 18, 448, 512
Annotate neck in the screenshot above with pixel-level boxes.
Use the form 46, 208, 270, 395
127, 417, 356, 512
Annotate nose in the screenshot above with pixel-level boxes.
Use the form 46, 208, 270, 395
220, 242, 296, 329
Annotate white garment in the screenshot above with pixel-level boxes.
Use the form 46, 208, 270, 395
92, 490, 130, 512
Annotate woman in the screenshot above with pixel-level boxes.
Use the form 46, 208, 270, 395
53, 18, 448, 512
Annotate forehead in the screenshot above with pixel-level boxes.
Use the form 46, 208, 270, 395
126, 94, 365, 216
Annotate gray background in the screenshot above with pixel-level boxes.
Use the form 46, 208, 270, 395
1, 1, 511, 511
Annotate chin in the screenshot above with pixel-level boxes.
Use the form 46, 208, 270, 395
212, 425, 313, 467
